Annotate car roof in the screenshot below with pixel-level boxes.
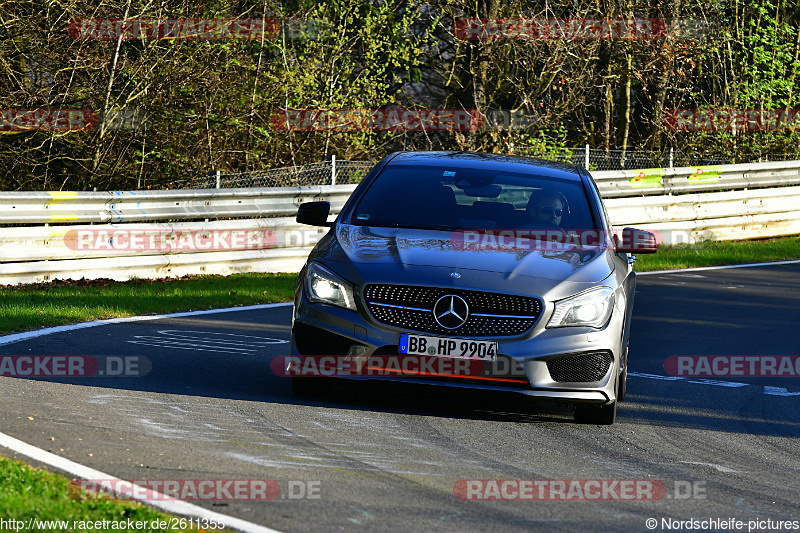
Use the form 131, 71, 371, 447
385, 151, 583, 181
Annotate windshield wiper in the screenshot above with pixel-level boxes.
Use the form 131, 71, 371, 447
370, 222, 455, 231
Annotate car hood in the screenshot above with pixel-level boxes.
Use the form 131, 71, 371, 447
316, 224, 615, 286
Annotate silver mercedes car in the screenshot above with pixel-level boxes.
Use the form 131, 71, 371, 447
288, 151, 656, 424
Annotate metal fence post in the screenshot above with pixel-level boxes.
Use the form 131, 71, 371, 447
584, 144, 589, 170
331, 154, 336, 185
208, 169, 221, 189
669, 147, 674, 169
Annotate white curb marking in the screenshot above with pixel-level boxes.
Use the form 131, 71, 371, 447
0, 432, 282, 533
638, 259, 800, 276
0, 302, 293, 346
629, 372, 800, 398
128, 330, 288, 353
0, 304, 292, 531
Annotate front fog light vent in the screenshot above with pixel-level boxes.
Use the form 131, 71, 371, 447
546, 352, 613, 383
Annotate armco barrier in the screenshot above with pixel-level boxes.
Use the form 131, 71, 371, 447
0, 161, 798, 284
592, 160, 800, 197
0, 185, 356, 224
0, 185, 355, 284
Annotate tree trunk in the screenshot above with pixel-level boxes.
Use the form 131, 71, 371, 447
620, 52, 632, 168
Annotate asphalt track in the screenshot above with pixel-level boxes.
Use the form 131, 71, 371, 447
0, 264, 798, 532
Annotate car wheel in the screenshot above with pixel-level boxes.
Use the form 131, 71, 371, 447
291, 376, 315, 395
617, 345, 628, 403
574, 401, 617, 425
292, 376, 338, 396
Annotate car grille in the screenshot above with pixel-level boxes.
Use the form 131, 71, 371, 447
363, 284, 542, 336
546, 352, 613, 383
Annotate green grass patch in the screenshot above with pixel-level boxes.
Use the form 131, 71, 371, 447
0, 456, 202, 532
635, 235, 800, 271
0, 273, 297, 335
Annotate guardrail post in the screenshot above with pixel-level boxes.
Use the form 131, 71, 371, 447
669, 147, 674, 169
584, 144, 589, 170
331, 154, 336, 185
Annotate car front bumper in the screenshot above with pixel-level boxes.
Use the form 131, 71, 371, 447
289, 287, 624, 405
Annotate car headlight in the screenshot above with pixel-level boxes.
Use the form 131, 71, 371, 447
305, 262, 356, 311
547, 287, 615, 328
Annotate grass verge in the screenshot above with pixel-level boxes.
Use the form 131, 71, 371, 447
635, 235, 799, 271
0, 456, 202, 532
0, 272, 297, 335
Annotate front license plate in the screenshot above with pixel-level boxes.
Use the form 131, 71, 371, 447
399, 333, 497, 361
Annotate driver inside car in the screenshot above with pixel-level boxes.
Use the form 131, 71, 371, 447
525, 190, 568, 228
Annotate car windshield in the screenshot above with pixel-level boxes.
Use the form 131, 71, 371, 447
350, 164, 597, 231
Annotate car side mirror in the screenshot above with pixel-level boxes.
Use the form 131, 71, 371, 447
296, 201, 333, 227
615, 227, 658, 253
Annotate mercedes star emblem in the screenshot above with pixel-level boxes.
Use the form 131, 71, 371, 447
433, 294, 469, 329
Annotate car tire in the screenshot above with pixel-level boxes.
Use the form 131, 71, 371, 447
291, 376, 315, 395
292, 376, 338, 396
617, 345, 628, 403
574, 401, 617, 425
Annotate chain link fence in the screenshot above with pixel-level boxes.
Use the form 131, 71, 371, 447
180, 159, 377, 189
514, 146, 800, 171
174, 149, 800, 189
